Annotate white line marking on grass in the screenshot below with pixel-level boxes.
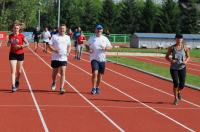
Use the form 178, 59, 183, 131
68, 58, 196, 132
150, 56, 200, 67
22, 67, 49, 132
133, 56, 200, 72
28, 48, 125, 132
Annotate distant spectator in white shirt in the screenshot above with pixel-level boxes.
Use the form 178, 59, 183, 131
42, 27, 51, 53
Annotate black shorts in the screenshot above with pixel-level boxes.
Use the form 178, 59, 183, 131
91, 60, 105, 74
9, 53, 24, 61
51, 60, 67, 68
34, 38, 39, 43
43, 41, 49, 45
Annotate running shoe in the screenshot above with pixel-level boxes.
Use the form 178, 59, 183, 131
178, 92, 182, 100
60, 88, 66, 94
15, 80, 19, 88
91, 88, 96, 94
96, 87, 100, 94
12, 86, 17, 92
51, 82, 56, 91
173, 98, 179, 105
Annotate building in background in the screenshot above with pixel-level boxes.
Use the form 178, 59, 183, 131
130, 33, 200, 49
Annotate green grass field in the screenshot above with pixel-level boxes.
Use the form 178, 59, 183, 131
193, 59, 200, 62
108, 56, 200, 88
109, 48, 200, 58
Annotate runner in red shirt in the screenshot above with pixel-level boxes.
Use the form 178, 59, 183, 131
7, 21, 29, 92
76, 31, 86, 60
67, 28, 73, 39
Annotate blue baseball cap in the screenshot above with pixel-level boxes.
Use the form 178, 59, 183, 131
96, 24, 103, 30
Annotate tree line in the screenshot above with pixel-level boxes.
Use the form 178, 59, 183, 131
0, 0, 200, 34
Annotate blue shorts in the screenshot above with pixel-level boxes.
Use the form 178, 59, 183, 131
91, 60, 105, 74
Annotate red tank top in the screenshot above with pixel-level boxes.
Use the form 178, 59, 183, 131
9, 33, 25, 54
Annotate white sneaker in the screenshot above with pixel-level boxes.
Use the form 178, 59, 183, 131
51, 82, 56, 91
60, 88, 66, 94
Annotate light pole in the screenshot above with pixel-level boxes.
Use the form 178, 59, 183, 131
37, 1, 42, 29
58, 0, 60, 27
38, 9, 40, 28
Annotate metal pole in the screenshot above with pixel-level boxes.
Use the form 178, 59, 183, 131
38, 9, 40, 28
58, 0, 60, 27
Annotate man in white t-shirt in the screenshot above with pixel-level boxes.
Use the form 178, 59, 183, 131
42, 27, 51, 53
86, 24, 112, 94
48, 24, 71, 94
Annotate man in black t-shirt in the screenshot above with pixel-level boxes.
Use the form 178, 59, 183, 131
32, 27, 41, 52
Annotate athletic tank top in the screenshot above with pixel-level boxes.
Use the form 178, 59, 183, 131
170, 44, 186, 70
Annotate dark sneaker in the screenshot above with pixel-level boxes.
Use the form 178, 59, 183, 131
173, 98, 179, 105
178, 93, 182, 100
60, 88, 66, 94
15, 80, 19, 88
51, 82, 56, 91
96, 87, 100, 94
91, 88, 96, 94
12, 86, 17, 92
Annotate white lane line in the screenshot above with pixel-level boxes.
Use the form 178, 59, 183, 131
132, 56, 200, 72
22, 67, 49, 132
106, 67, 200, 108
28, 48, 125, 132
37, 47, 196, 131
78, 53, 200, 108
149, 56, 200, 67
68, 58, 195, 132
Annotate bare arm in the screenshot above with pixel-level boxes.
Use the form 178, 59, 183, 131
7, 39, 19, 50
7, 38, 11, 47
104, 45, 112, 51
48, 44, 59, 53
15, 38, 29, 50
67, 44, 71, 55
85, 44, 90, 52
102, 42, 113, 51
165, 47, 176, 64
22, 38, 29, 48
183, 48, 190, 64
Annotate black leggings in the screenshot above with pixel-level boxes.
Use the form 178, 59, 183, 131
170, 67, 186, 89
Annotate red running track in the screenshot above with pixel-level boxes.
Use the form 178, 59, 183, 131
0, 45, 199, 132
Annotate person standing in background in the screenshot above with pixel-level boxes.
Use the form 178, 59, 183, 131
32, 26, 41, 52
42, 27, 51, 53
73, 27, 81, 59
67, 28, 73, 39
76, 31, 86, 60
